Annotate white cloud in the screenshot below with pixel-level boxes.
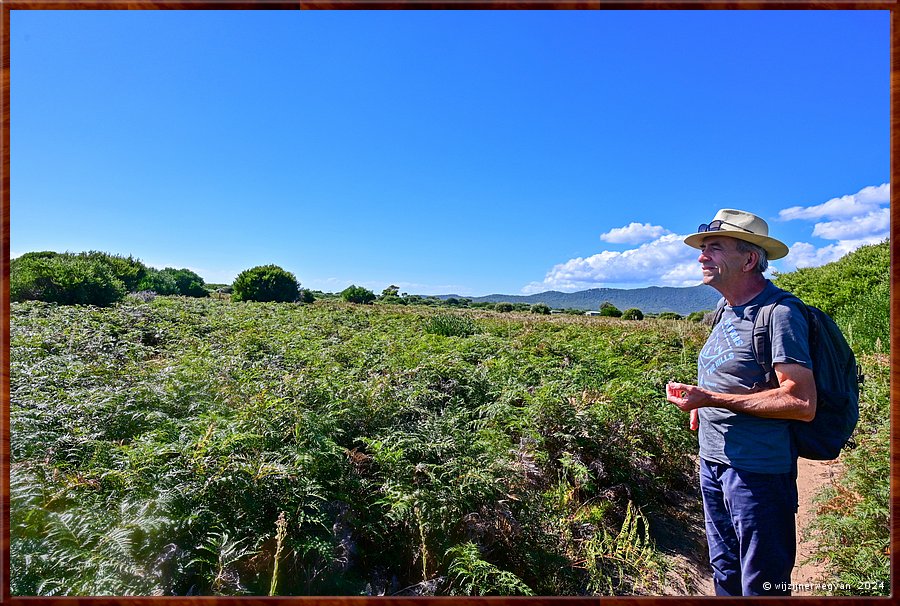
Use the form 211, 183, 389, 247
522, 233, 703, 293
600, 222, 670, 244
811, 207, 889, 241
782, 237, 887, 270
779, 183, 889, 221
776, 183, 890, 271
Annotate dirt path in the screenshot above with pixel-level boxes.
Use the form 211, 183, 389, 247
792, 457, 840, 595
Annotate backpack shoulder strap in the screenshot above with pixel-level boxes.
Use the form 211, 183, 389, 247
710, 297, 727, 327
752, 289, 807, 386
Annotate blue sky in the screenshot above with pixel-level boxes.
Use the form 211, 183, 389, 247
10, 10, 889, 296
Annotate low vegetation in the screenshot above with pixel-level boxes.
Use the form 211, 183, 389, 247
11, 297, 709, 596
8, 240, 889, 596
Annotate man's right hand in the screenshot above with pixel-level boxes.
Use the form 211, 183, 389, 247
666, 381, 700, 431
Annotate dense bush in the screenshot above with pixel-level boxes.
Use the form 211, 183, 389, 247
378, 285, 404, 305
773, 240, 888, 318
341, 285, 376, 304
621, 308, 643, 321
298, 289, 316, 304
598, 302, 622, 318
10, 253, 126, 306
11, 250, 212, 301
11, 250, 61, 267
495, 302, 514, 313
80, 251, 149, 292
232, 265, 300, 303
165, 268, 208, 298
773, 240, 889, 355
530, 303, 551, 315
138, 268, 208, 298
138, 268, 179, 295
835, 281, 889, 354
686, 311, 707, 323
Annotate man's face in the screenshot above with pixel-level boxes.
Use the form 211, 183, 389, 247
697, 236, 747, 288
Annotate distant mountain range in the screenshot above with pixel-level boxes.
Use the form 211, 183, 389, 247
437, 284, 722, 315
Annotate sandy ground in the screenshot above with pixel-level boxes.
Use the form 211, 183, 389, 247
792, 457, 841, 596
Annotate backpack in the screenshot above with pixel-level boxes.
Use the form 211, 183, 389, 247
711, 289, 862, 460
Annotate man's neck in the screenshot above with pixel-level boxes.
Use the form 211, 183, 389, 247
719, 275, 768, 307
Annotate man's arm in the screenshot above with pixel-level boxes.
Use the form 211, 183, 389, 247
666, 362, 817, 422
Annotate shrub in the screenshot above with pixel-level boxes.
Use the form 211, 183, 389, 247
341, 285, 376, 304
773, 240, 889, 355
773, 240, 888, 317
598, 302, 622, 318
137, 268, 179, 295
11, 251, 60, 268
139, 268, 207, 297
531, 303, 551, 315
378, 286, 405, 305
10, 254, 126, 306
232, 265, 300, 303
621, 308, 643, 321
495, 302, 514, 313
298, 289, 316, 304
835, 280, 889, 354
378, 295, 405, 305
686, 311, 707, 323
80, 251, 149, 292
163, 268, 208, 298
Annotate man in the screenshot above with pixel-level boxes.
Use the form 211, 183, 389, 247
665, 208, 817, 597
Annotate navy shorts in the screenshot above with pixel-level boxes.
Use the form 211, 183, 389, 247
699, 458, 799, 596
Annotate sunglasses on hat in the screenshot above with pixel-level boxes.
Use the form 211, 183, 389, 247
697, 219, 755, 234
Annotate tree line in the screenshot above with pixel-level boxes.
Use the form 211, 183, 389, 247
12, 251, 695, 319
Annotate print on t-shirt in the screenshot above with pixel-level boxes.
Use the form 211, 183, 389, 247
698, 319, 744, 391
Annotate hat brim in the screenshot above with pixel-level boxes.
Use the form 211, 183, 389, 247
684, 230, 789, 260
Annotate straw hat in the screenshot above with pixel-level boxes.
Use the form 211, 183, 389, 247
683, 208, 789, 260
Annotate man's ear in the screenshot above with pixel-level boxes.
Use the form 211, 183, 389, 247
742, 249, 758, 273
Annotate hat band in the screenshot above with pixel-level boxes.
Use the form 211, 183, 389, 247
697, 219, 756, 235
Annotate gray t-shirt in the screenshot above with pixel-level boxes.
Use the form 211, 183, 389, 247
697, 281, 812, 474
